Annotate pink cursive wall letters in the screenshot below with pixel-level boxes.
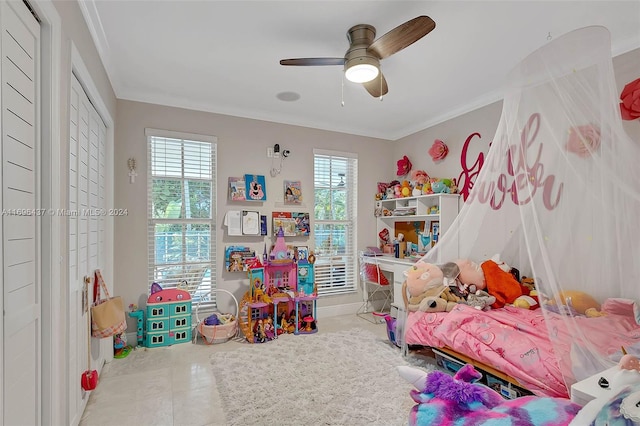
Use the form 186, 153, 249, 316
456, 132, 486, 201
466, 113, 563, 210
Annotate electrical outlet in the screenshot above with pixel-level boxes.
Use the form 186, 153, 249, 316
267, 147, 273, 157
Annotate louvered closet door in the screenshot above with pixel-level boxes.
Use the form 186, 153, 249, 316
69, 73, 106, 424
1, 1, 41, 424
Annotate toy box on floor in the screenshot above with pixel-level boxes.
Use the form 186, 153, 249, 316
398, 363, 580, 425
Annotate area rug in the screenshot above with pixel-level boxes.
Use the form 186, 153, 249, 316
209, 327, 435, 425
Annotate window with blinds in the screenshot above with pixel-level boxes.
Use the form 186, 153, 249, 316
313, 150, 358, 295
146, 129, 217, 308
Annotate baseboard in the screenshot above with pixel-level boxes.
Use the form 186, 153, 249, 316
125, 332, 139, 346
317, 302, 361, 318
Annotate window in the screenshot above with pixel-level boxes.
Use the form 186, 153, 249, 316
146, 129, 217, 308
313, 150, 358, 295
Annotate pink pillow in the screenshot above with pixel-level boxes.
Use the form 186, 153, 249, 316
364, 264, 390, 285
601, 298, 640, 324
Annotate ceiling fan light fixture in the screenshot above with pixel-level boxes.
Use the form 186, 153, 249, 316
344, 56, 379, 83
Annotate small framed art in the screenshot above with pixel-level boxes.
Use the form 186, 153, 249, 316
228, 177, 246, 201
284, 180, 302, 205
241, 210, 260, 235
245, 174, 267, 201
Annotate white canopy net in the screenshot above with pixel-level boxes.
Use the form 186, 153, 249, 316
401, 26, 640, 393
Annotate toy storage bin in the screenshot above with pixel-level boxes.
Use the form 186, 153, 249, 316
485, 375, 533, 399
194, 289, 239, 344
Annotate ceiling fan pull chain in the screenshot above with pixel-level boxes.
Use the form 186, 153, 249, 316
341, 73, 345, 107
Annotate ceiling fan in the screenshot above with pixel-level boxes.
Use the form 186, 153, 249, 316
279, 16, 435, 98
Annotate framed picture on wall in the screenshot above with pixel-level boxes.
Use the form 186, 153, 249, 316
284, 180, 302, 205
245, 174, 267, 201
228, 177, 246, 201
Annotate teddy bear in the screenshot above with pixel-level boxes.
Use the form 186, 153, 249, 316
403, 261, 446, 312
418, 296, 457, 313
440, 286, 461, 303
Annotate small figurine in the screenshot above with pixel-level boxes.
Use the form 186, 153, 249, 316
264, 316, 276, 340
254, 319, 266, 343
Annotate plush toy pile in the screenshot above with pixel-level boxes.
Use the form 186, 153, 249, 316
398, 363, 581, 426
402, 254, 608, 317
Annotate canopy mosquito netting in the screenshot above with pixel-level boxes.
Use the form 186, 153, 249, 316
400, 25, 640, 394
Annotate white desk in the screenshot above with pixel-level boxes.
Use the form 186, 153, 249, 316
362, 254, 417, 317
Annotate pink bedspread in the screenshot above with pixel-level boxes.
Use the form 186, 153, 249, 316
405, 303, 640, 398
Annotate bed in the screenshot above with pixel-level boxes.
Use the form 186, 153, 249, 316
404, 299, 640, 398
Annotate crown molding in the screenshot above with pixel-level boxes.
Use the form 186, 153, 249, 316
77, 0, 121, 97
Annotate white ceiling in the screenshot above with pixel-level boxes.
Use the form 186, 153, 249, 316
80, 1, 640, 141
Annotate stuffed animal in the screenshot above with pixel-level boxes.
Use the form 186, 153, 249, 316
466, 290, 496, 311
404, 261, 445, 299
439, 286, 461, 303
544, 290, 600, 315
401, 180, 412, 197
481, 259, 523, 309
385, 187, 395, 199
406, 285, 448, 312
585, 307, 607, 317
403, 262, 446, 312
418, 296, 456, 313
431, 179, 450, 193
521, 276, 535, 292
556, 290, 600, 315
411, 169, 430, 185
440, 262, 460, 287
455, 259, 486, 291
513, 290, 540, 310
397, 364, 580, 426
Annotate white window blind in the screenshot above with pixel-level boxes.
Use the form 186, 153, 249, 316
146, 129, 217, 308
313, 150, 358, 295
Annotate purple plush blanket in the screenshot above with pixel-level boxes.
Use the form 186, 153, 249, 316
398, 364, 580, 426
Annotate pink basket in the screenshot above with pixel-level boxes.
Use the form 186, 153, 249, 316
194, 289, 238, 344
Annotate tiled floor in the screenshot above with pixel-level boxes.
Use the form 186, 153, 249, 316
79, 313, 389, 426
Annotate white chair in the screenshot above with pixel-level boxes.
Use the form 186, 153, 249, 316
357, 250, 392, 323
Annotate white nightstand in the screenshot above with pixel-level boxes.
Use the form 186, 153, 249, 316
571, 366, 640, 406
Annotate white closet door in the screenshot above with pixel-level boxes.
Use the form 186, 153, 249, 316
69, 73, 106, 425
1, 1, 41, 424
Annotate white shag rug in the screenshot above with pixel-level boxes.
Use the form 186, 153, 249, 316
209, 328, 435, 426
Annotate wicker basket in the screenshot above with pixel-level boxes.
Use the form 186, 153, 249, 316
194, 289, 238, 344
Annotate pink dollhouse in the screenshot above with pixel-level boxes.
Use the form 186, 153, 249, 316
239, 227, 317, 343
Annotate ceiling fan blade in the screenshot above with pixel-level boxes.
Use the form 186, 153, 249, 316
367, 16, 435, 60
363, 72, 388, 98
280, 58, 345, 66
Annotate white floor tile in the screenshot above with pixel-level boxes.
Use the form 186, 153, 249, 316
79, 313, 388, 426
